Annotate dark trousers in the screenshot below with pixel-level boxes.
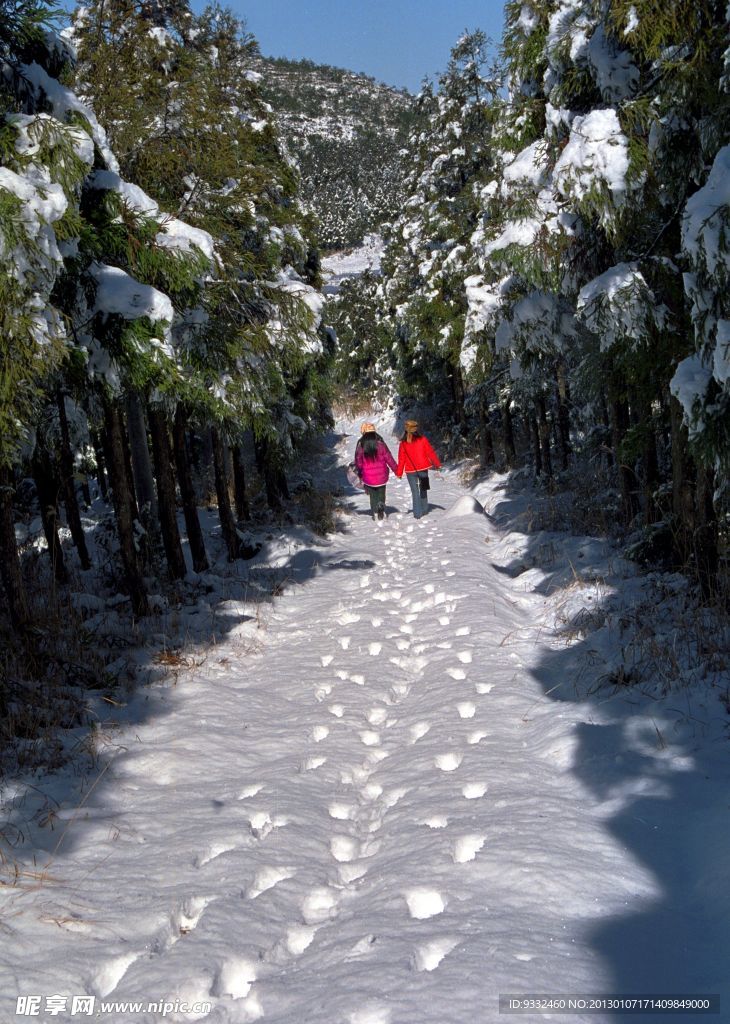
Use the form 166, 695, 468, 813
365, 485, 386, 515
406, 472, 428, 518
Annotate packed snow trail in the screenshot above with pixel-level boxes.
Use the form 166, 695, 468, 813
1, 426, 727, 1024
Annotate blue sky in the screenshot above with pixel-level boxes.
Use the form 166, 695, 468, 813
213, 0, 508, 92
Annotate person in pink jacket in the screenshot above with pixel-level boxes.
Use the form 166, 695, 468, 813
354, 422, 398, 521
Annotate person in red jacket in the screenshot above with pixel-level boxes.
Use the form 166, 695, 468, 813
396, 418, 441, 519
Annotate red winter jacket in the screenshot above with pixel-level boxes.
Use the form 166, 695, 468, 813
396, 435, 441, 476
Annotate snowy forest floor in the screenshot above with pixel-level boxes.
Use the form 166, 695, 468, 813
1, 414, 729, 1024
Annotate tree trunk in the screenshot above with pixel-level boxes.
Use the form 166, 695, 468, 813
126, 391, 157, 531
231, 443, 250, 522
599, 391, 613, 468
529, 414, 542, 476
255, 436, 289, 510
91, 429, 109, 500
555, 360, 571, 471
32, 449, 68, 584
453, 365, 467, 427
642, 411, 660, 525
502, 401, 517, 468
0, 464, 29, 629
57, 391, 91, 570
478, 398, 494, 469
212, 425, 240, 560
103, 395, 148, 616
694, 464, 719, 600
148, 404, 186, 580
173, 406, 209, 573
536, 395, 553, 480
609, 384, 638, 522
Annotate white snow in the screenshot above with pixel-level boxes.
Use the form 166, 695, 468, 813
578, 262, 665, 350
322, 234, 384, 293
670, 354, 713, 433
1, 420, 728, 1023
682, 144, 730, 279
554, 109, 631, 211
91, 263, 174, 324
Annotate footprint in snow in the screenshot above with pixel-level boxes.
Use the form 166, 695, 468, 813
382, 786, 409, 808
314, 684, 333, 702
92, 952, 140, 998
340, 637, 351, 650
321, 654, 334, 667
339, 861, 370, 884
329, 802, 356, 820
476, 682, 494, 694
301, 756, 327, 771
457, 650, 473, 664
362, 781, 383, 801
367, 707, 388, 725
238, 783, 264, 800
440, 560, 450, 567
286, 925, 316, 955
345, 934, 378, 961
301, 887, 338, 925
359, 730, 380, 747
412, 936, 460, 972
395, 638, 411, 651
462, 781, 488, 799
212, 957, 257, 999
452, 835, 486, 863
409, 721, 431, 743
172, 895, 211, 937
467, 730, 489, 745
420, 814, 448, 829
246, 865, 295, 899
435, 752, 463, 772
404, 889, 445, 919
350, 673, 365, 686
311, 725, 329, 742
439, 616, 451, 626
371, 617, 383, 627
456, 701, 476, 719
455, 625, 470, 636
360, 575, 370, 589
194, 842, 237, 867
446, 667, 466, 681
349, 1004, 392, 1024
330, 835, 361, 863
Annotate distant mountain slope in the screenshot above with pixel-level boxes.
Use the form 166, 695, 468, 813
250, 55, 415, 250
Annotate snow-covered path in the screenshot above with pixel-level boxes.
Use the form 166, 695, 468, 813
2, 427, 727, 1024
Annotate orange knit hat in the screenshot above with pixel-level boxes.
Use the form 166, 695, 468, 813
361, 422, 376, 434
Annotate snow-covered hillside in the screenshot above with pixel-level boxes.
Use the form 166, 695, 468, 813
249, 55, 413, 248
2, 416, 727, 1024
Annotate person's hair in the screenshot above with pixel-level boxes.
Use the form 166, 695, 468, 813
361, 431, 380, 460
401, 429, 421, 442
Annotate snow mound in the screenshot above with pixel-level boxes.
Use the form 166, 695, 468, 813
444, 495, 484, 518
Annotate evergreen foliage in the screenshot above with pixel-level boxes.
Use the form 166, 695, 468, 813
336, 9, 729, 594
0, 0, 330, 643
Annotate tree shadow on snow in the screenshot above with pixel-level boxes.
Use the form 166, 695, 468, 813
1, 430, 380, 876
478, 471, 730, 1018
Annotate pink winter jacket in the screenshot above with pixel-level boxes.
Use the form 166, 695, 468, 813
355, 439, 398, 486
